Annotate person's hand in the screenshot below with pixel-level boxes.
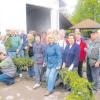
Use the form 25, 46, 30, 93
84, 48, 87, 52
43, 63, 46, 67
16, 49, 19, 54
29, 43, 32, 47
56, 66, 61, 70
24, 46, 28, 50
62, 63, 66, 69
68, 64, 74, 71
95, 62, 100, 67
68, 67, 72, 71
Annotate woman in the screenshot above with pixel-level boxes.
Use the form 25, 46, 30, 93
63, 33, 80, 71
33, 35, 45, 89
44, 34, 62, 96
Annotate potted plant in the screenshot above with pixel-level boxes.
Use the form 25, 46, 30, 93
13, 57, 33, 71
59, 68, 95, 100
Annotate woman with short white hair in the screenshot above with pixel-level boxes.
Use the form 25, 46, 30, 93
44, 33, 62, 96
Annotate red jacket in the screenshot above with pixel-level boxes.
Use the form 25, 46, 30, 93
79, 39, 87, 62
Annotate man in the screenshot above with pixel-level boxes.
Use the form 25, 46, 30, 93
0, 52, 16, 85
87, 31, 100, 93
5, 30, 22, 57
75, 29, 87, 77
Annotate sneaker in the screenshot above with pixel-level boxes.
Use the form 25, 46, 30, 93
6, 81, 15, 86
33, 83, 40, 89
19, 73, 23, 78
44, 91, 53, 96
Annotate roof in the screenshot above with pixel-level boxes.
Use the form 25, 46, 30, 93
59, 13, 72, 29
70, 19, 100, 29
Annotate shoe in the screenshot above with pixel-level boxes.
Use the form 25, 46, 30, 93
33, 83, 40, 89
44, 91, 53, 96
6, 81, 15, 86
19, 73, 23, 78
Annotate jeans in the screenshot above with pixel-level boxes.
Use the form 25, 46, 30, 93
28, 56, 35, 77
7, 51, 16, 58
28, 66, 34, 77
46, 67, 58, 93
17, 50, 24, 57
0, 71, 15, 85
8, 50, 24, 58
34, 64, 42, 84
91, 66, 100, 91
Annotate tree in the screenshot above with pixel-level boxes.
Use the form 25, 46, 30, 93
71, 0, 100, 24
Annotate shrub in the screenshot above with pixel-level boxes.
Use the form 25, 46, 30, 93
59, 68, 95, 100
13, 57, 33, 70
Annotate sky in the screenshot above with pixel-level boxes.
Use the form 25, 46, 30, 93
63, 0, 78, 15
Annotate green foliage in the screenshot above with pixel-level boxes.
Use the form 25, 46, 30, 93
13, 57, 33, 70
59, 68, 95, 100
71, 0, 100, 24
82, 30, 93, 38
66, 30, 73, 36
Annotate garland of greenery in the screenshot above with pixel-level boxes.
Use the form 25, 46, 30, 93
59, 68, 95, 100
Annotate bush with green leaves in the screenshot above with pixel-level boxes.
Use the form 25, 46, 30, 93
59, 68, 95, 100
13, 57, 33, 70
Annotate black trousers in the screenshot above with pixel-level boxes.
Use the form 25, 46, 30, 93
78, 61, 83, 77
86, 58, 93, 82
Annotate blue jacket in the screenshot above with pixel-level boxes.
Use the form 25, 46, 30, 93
45, 43, 62, 68
64, 43, 80, 68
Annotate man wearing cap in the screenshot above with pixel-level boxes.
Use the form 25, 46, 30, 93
87, 31, 100, 93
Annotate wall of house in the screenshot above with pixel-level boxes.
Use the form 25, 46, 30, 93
26, 0, 58, 9
0, 0, 59, 34
26, 0, 60, 31
0, 0, 26, 34
26, 6, 51, 32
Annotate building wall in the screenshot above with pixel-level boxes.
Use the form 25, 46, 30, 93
0, 0, 59, 34
26, 0, 58, 9
0, 0, 26, 34
26, 6, 51, 32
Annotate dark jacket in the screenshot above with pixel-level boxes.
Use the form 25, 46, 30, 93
64, 43, 80, 68
33, 42, 45, 64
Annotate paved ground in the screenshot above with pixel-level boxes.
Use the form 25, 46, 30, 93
0, 73, 100, 100
0, 74, 67, 100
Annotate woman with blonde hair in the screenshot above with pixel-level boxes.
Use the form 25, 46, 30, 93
44, 33, 62, 96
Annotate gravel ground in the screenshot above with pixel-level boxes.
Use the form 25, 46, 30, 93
0, 74, 67, 100
0, 72, 100, 100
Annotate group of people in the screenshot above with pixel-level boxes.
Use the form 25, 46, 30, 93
0, 28, 100, 96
